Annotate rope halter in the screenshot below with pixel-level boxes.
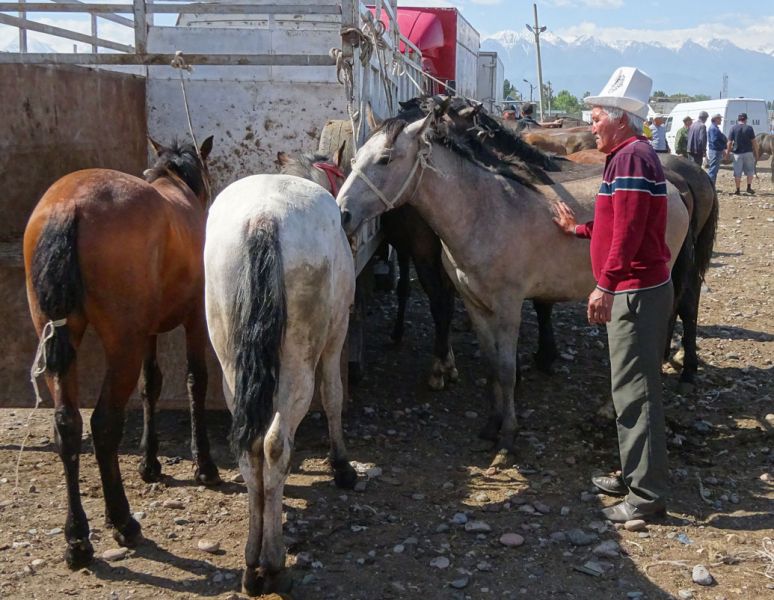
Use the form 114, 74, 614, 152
350, 136, 436, 211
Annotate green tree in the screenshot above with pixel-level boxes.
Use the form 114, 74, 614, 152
553, 89, 582, 114
503, 78, 519, 100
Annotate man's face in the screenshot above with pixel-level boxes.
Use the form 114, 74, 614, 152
684, 118, 692, 128
591, 107, 630, 154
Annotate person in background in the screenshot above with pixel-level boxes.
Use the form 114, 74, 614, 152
687, 110, 709, 166
706, 113, 728, 187
727, 112, 758, 195
519, 102, 541, 128
553, 67, 671, 523
674, 115, 692, 158
649, 114, 669, 153
642, 117, 653, 140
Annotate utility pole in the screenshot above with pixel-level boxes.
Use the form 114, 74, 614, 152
526, 3, 546, 121
523, 78, 535, 102
722, 73, 728, 99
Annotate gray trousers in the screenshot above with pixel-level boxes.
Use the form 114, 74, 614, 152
606, 283, 673, 508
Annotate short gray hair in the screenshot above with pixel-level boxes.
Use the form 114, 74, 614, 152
597, 106, 644, 135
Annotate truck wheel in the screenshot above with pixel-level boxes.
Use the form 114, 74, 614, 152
318, 119, 354, 168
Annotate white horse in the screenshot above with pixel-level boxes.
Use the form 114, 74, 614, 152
204, 174, 356, 595
337, 105, 689, 462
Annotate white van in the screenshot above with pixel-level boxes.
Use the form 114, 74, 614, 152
665, 98, 768, 154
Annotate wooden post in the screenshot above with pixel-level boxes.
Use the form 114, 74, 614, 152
133, 0, 146, 54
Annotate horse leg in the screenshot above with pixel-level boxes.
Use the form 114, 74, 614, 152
463, 303, 503, 442
91, 343, 144, 547
240, 450, 266, 597
185, 314, 221, 485
319, 317, 356, 489
416, 260, 457, 390
532, 300, 558, 373
246, 363, 314, 595
390, 249, 411, 344
492, 322, 521, 456
138, 336, 163, 482
46, 318, 93, 569
677, 272, 702, 393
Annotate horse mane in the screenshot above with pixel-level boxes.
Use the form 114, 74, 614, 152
144, 140, 206, 197
393, 96, 559, 189
279, 152, 331, 179
369, 117, 409, 148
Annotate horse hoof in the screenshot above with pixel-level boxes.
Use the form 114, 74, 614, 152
195, 462, 222, 487
64, 538, 94, 570
242, 566, 293, 596
489, 449, 512, 469
112, 517, 142, 547
427, 373, 445, 391
332, 460, 357, 490
533, 349, 558, 374
478, 418, 501, 442
446, 367, 459, 383
138, 458, 162, 483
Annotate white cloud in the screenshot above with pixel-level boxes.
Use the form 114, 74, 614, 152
469, 0, 504, 5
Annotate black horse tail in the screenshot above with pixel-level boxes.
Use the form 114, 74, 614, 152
229, 217, 287, 455
695, 187, 719, 280
30, 209, 84, 376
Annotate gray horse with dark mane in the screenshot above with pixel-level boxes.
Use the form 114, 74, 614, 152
338, 98, 690, 459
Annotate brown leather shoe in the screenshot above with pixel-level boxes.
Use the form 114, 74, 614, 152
601, 500, 666, 523
591, 474, 627, 496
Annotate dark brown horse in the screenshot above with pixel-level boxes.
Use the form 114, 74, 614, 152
755, 133, 774, 180
23, 137, 220, 569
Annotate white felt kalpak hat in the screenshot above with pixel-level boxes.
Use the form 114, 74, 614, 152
584, 67, 652, 120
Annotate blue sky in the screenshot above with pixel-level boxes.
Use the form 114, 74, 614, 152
407, 0, 774, 52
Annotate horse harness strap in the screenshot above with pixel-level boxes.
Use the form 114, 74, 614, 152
312, 162, 346, 196
351, 139, 434, 211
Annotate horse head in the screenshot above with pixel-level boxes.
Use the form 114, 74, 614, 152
145, 136, 214, 207
276, 142, 347, 196
338, 112, 435, 235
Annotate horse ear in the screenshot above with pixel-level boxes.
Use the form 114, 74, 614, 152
275, 151, 290, 166
333, 140, 347, 168
366, 101, 383, 131
411, 112, 434, 138
148, 136, 166, 156
199, 135, 214, 161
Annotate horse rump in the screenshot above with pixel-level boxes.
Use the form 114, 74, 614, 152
229, 217, 287, 455
30, 208, 84, 376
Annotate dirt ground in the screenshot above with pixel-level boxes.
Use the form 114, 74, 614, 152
1, 161, 772, 600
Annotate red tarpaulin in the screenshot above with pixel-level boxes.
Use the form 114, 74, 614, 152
368, 6, 458, 81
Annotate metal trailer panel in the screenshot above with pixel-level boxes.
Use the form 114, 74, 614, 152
145, 13, 345, 193
476, 51, 503, 114
454, 11, 480, 99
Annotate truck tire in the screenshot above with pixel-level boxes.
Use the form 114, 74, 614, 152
318, 119, 355, 167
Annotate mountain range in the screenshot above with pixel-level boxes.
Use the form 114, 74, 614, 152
482, 31, 774, 102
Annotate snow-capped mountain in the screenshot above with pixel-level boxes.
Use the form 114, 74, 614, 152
484, 31, 774, 100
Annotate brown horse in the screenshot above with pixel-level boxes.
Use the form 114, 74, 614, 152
23, 136, 219, 569
755, 133, 774, 180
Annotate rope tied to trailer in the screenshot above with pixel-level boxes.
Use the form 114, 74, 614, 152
17, 318, 67, 493
169, 51, 211, 205
170, 51, 198, 153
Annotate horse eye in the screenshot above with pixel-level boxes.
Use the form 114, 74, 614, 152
377, 155, 391, 165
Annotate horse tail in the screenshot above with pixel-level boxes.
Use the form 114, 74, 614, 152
695, 187, 719, 280
30, 208, 84, 376
229, 217, 287, 455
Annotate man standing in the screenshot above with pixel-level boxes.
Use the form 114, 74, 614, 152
687, 110, 709, 166
552, 67, 672, 522
650, 114, 669, 153
519, 102, 541, 128
706, 113, 728, 187
727, 112, 758, 195
675, 115, 692, 158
